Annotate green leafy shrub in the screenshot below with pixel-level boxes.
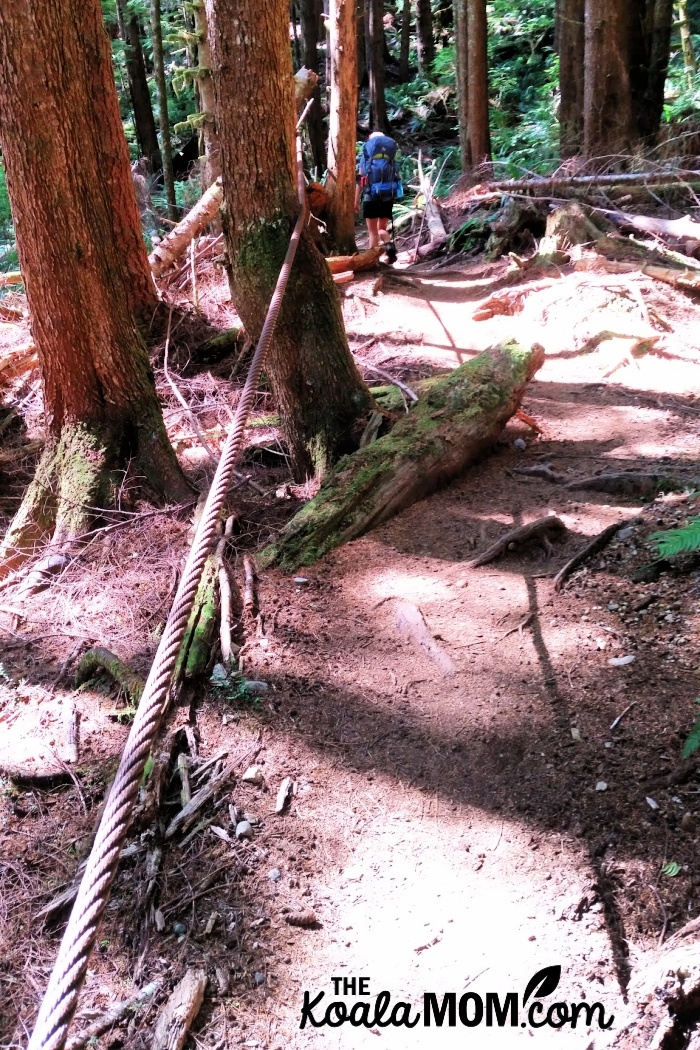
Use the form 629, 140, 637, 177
649, 518, 700, 559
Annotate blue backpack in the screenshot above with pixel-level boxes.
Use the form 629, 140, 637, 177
359, 134, 404, 202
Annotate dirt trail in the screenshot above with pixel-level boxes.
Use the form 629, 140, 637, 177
3, 258, 700, 1048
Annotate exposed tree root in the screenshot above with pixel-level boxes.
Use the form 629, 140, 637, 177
564, 472, 693, 499
472, 514, 566, 567
75, 646, 145, 712
259, 342, 545, 571
553, 518, 640, 592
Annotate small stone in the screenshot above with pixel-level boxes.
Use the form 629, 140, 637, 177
242, 680, 269, 696
607, 602, 620, 611
681, 812, 695, 832
268, 868, 282, 882
210, 663, 228, 685
235, 820, 253, 840
275, 776, 294, 814
604, 741, 613, 749
617, 527, 635, 541
595, 781, 608, 792
646, 797, 659, 811
172, 922, 187, 935
254, 972, 266, 985
293, 577, 309, 585
608, 655, 635, 667
513, 438, 527, 451
570, 727, 581, 742
241, 764, 264, 785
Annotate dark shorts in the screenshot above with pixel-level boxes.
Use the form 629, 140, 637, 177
362, 198, 393, 220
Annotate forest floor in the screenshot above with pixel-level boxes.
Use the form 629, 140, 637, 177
2, 234, 700, 1049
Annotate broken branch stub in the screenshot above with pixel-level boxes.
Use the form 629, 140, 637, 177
259, 341, 545, 571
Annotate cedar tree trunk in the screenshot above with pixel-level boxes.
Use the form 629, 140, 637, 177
416, 0, 435, 72
192, 0, 222, 187
557, 0, 585, 156
0, 0, 190, 568
467, 0, 491, 164
454, 0, 471, 169
300, 0, 326, 173
399, 0, 411, 81
116, 0, 163, 174
205, 0, 374, 479
583, 0, 633, 157
357, 0, 368, 86
629, 0, 674, 142
367, 0, 389, 131
151, 0, 178, 220
327, 0, 359, 252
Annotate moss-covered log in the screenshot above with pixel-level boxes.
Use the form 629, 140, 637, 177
259, 341, 545, 571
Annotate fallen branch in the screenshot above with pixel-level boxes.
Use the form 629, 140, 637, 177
164, 759, 234, 839
65, 979, 162, 1050
243, 554, 257, 619
472, 514, 566, 567
553, 518, 638, 591
149, 178, 223, 278
152, 969, 207, 1050
326, 246, 383, 273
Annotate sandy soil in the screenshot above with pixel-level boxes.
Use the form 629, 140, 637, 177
2, 248, 700, 1049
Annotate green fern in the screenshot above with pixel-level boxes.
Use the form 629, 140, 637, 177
682, 705, 700, 760
649, 518, 700, 559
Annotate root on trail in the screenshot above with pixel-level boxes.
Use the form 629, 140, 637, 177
260, 341, 545, 571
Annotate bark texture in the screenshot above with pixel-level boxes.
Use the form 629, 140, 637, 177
0, 0, 189, 565
557, 0, 585, 156
192, 0, 221, 187
583, 0, 633, 158
416, 0, 435, 72
205, 0, 374, 479
467, 0, 491, 164
116, 0, 162, 174
260, 342, 546, 571
151, 0, 178, 220
366, 0, 389, 131
327, 0, 359, 252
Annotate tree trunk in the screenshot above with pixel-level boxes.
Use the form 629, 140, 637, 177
260, 342, 545, 571
583, 0, 633, 158
416, 0, 435, 72
399, 0, 411, 81
467, 0, 491, 165
677, 0, 697, 89
300, 0, 326, 174
205, 0, 374, 479
151, 0, 178, 220
557, 0, 585, 157
0, 0, 190, 570
192, 0, 221, 187
628, 0, 673, 142
454, 0, 471, 170
327, 0, 359, 252
116, 0, 162, 174
357, 0, 367, 86
367, 0, 389, 131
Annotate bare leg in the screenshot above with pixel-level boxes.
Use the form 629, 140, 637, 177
377, 219, 390, 244
365, 217, 379, 248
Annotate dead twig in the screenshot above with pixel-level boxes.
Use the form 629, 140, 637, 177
65, 978, 162, 1050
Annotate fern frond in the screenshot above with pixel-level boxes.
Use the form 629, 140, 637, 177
649, 518, 700, 559
682, 714, 700, 760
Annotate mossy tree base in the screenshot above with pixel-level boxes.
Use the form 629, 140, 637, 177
0, 419, 191, 580
259, 342, 546, 572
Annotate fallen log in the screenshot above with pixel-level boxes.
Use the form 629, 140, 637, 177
326, 245, 383, 273
564, 472, 691, 499
259, 341, 545, 571
149, 178, 223, 278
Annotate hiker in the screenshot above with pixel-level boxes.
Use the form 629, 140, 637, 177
355, 130, 403, 255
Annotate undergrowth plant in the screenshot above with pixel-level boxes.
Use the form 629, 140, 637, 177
649, 517, 700, 558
